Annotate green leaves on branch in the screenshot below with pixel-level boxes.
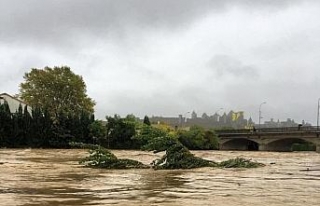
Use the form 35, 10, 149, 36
142, 135, 218, 169
105, 115, 137, 149
177, 125, 219, 150
219, 157, 265, 168
80, 142, 265, 170
79, 147, 149, 169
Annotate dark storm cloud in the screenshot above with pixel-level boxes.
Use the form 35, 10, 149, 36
0, 0, 303, 44
0, 0, 215, 42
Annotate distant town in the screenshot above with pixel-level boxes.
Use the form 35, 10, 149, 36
149, 110, 312, 129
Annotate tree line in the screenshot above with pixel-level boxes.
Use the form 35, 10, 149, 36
0, 101, 94, 148
86, 114, 219, 150
0, 101, 219, 150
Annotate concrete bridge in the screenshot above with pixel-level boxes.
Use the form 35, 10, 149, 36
216, 126, 320, 152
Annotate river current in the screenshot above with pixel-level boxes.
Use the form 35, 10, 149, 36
0, 149, 319, 206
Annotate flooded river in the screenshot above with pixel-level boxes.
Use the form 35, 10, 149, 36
0, 149, 319, 206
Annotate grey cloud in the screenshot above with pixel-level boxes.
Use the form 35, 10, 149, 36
0, 0, 219, 43
0, 0, 306, 45
208, 55, 260, 78
1, 0, 320, 124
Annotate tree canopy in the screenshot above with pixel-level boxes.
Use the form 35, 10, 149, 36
19, 66, 95, 119
177, 125, 219, 150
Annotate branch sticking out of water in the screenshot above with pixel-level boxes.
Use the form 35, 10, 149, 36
79, 148, 150, 169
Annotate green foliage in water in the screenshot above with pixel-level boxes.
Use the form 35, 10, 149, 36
218, 157, 265, 168
79, 147, 149, 169
143, 135, 264, 169
78, 132, 265, 170
143, 135, 218, 169
80, 145, 264, 170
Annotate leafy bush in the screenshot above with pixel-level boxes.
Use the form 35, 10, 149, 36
143, 135, 218, 169
219, 157, 265, 168
79, 147, 149, 169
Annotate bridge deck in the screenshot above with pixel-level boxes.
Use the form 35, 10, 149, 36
216, 126, 320, 137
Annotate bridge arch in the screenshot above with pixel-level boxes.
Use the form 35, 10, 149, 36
264, 138, 316, 152
220, 138, 260, 151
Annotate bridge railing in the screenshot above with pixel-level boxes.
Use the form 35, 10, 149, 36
215, 126, 319, 135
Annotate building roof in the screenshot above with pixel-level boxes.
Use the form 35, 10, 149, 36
0, 93, 32, 114
0, 93, 28, 105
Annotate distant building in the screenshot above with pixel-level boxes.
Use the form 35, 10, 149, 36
191, 111, 197, 119
149, 110, 250, 129
150, 115, 181, 127
262, 118, 305, 128
148, 110, 310, 130
0, 93, 32, 114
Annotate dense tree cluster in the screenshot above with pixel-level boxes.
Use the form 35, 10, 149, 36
105, 115, 138, 149
0, 101, 95, 148
178, 125, 219, 150
101, 115, 219, 150
1, 99, 219, 150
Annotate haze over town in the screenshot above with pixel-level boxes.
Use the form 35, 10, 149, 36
1, 0, 320, 124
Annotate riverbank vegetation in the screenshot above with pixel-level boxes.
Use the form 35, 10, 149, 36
1, 96, 220, 150
0, 100, 95, 148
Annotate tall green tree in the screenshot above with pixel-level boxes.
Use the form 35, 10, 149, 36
105, 115, 137, 149
143, 115, 151, 126
0, 101, 13, 147
12, 104, 24, 147
88, 120, 107, 145
19, 66, 95, 121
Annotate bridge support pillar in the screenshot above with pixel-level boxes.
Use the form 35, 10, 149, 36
259, 143, 268, 151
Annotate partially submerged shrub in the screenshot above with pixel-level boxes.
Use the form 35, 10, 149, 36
69, 142, 100, 149
219, 157, 265, 168
79, 148, 149, 169
144, 135, 218, 169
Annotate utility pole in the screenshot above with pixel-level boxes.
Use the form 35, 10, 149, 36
215, 107, 223, 121
317, 98, 320, 130
259, 102, 267, 129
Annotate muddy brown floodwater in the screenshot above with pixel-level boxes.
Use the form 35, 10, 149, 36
0, 149, 319, 206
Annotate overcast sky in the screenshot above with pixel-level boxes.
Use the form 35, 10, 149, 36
1, 0, 320, 124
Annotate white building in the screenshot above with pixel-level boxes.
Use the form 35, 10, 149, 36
0, 93, 32, 114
